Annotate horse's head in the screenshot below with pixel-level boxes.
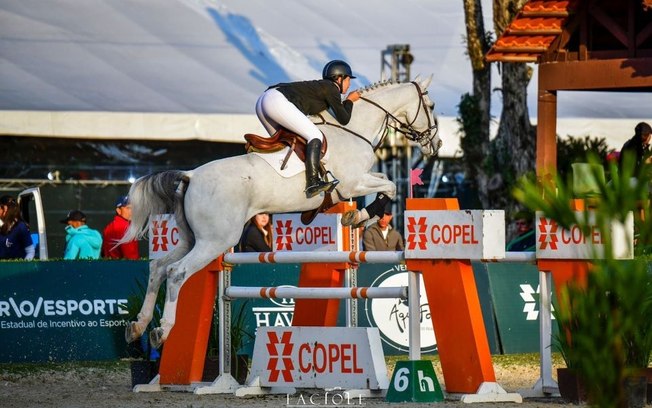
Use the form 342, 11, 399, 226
357, 76, 442, 157
401, 75, 442, 157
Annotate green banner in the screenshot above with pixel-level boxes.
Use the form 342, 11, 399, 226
0, 260, 148, 362
486, 263, 557, 354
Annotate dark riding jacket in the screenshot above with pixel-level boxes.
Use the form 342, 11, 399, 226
271, 79, 354, 125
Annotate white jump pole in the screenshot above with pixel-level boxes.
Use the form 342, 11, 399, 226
225, 286, 407, 300
408, 270, 421, 361
224, 250, 404, 264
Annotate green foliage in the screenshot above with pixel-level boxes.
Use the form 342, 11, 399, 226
514, 154, 652, 407
457, 93, 486, 179
557, 135, 611, 180
207, 300, 254, 358
119, 279, 165, 361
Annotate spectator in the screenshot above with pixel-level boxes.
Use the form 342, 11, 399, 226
619, 121, 652, 174
102, 195, 139, 259
0, 197, 35, 260
61, 210, 102, 260
363, 203, 404, 251
506, 210, 536, 252
239, 213, 273, 252
0, 195, 14, 221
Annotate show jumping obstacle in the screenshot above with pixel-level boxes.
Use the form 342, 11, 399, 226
136, 198, 524, 403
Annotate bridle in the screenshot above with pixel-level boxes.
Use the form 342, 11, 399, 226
315, 81, 441, 155
359, 81, 439, 153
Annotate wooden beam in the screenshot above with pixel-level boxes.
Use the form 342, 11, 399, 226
589, 3, 628, 47
536, 89, 558, 179
539, 58, 652, 90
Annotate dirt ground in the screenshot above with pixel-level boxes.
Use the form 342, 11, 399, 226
0, 359, 574, 408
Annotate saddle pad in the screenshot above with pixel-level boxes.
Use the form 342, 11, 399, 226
251, 147, 330, 178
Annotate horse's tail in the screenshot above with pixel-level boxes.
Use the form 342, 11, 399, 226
121, 170, 193, 245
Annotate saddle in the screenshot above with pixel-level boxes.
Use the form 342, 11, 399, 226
244, 128, 327, 168
244, 128, 334, 225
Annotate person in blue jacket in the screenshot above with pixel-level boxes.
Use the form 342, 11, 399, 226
0, 196, 35, 260
61, 210, 102, 260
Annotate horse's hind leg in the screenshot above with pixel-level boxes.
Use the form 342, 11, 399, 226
149, 241, 225, 348
125, 243, 190, 343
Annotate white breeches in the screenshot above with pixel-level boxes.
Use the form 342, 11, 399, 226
255, 89, 323, 142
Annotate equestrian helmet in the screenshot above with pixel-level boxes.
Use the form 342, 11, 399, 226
322, 60, 356, 80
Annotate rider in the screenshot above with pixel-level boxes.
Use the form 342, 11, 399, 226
256, 60, 361, 199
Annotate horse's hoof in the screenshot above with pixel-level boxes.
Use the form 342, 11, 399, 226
341, 210, 359, 226
125, 322, 142, 343
149, 327, 166, 349
352, 220, 367, 229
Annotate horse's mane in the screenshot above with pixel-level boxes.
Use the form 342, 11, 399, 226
358, 80, 401, 96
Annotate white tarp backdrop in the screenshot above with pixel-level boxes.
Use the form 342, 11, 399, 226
1, 0, 651, 156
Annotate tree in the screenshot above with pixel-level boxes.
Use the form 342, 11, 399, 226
460, 0, 535, 213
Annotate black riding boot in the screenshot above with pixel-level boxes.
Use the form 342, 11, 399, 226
305, 139, 338, 199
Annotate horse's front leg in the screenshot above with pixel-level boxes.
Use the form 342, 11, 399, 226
340, 172, 397, 227
125, 258, 167, 343
149, 241, 224, 348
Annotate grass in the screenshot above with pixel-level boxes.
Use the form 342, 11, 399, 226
385, 352, 564, 373
0, 353, 565, 379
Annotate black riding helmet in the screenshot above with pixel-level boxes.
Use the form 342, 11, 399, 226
322, 60, 356, 80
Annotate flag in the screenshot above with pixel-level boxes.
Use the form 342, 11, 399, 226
410, 168, 424, 186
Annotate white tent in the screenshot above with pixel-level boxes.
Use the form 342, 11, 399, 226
1, 0, 650, 157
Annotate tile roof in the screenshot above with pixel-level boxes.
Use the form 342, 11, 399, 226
486, 0, 580, 62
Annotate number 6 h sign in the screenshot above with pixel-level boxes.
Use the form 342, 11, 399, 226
386, 360, 443, 402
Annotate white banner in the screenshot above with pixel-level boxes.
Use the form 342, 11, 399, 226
403, 210, 505, 260
273, 213, 342, 252
536, 211, 634, 259
248, 327, 388, 389
148, 214, 180, 259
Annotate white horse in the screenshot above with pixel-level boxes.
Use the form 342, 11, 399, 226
123, 76, 441, 347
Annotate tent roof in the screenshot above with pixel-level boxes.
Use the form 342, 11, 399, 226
1, 0, 651, 155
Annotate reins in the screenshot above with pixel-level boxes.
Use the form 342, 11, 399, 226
315, 81, 438, 152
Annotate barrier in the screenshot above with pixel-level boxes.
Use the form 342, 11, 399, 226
141, 197, 628, 403
195, 250, 421, 398
519, 199, 634, 398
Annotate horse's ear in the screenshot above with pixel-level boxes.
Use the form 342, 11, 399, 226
419, 74, 433, 89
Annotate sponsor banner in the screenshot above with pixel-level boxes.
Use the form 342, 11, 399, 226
249, 327, 388, 389
274, 213, 342, 251
148, 214, 180, 259
536, 211, 633, 259
0, 260, 148, 362
485, 263, 557, 353
363, 265, 436, 353
404, 210, 505, 260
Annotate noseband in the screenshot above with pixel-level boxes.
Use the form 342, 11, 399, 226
359, 81, 440, 153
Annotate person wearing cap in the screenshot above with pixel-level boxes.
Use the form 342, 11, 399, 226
362, 203, 404, 251
619, 121, 652, 174
256, 60, 361, 198
102, 195, 139, 259
62, 210, 102, 260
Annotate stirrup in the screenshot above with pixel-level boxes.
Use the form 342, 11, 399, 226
324, 171, 339, 193
305, 180, 336, 199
